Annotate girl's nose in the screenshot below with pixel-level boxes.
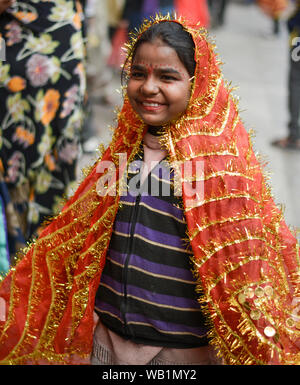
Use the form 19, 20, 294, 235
140, 76, 159, 95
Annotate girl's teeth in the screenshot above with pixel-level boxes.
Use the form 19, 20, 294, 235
143, 102, 160, 106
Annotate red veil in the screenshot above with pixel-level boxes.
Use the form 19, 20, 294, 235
0, 16, 299, 365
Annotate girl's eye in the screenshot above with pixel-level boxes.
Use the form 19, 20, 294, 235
130, 71, 145, 79
161, 75, 177, 81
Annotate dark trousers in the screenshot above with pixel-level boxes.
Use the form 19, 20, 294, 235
208, 0, 228, 26
288, 49, 300, 140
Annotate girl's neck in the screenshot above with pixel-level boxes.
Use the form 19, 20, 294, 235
147, 125, 164, 137
143, 130, 165, 151
141, 129, 167, 184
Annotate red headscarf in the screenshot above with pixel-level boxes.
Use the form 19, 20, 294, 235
0, 16, 299, 365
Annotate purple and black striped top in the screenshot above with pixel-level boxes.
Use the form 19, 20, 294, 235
95, 152, 209, 348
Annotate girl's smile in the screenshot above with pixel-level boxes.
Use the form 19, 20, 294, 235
127, 39, 192, 127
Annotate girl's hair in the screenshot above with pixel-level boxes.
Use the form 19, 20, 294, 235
123, 21, 196, 83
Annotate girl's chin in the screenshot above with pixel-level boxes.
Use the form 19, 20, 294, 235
137, 111, 183, 127
144, 122, 167, 128
135, 110, 168, 126
139, 115, 168, 127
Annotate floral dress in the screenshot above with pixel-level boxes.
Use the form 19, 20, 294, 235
0, 0, 86, 257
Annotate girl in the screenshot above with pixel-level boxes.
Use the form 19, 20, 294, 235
0, 16, 299, 365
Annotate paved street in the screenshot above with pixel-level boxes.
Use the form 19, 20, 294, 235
79, 0, 300, 234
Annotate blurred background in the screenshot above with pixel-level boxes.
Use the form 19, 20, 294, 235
81, 0, 300, 232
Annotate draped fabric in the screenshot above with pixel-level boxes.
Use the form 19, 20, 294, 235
0, 15, 299, 365
257, 0, 288, 18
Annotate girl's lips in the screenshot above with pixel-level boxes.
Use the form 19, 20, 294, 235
138, 100, 165, 112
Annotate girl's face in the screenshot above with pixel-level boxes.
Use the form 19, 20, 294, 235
127, 39, 192, 127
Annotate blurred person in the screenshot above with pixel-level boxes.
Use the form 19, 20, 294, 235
107, 0, 129, 72
106, 0, 145, 72
121, 0, 175, 37
257, 0, 289, 35
158, 0, 175, 15
272, 0, 300, 149
107, 0, 176, 74
175, 0, 210, 27
81, 0, 115, 154
107, 0, 126, 40
122, 0, 144, 33
208, 0, 228, 28
142, 0, 175, 19
0, 0, 86, 258
84, 0, 113, 103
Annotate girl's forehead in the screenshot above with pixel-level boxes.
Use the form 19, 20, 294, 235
132, 40, 188, 72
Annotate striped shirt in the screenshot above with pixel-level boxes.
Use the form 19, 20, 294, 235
95, 151, 209, 348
